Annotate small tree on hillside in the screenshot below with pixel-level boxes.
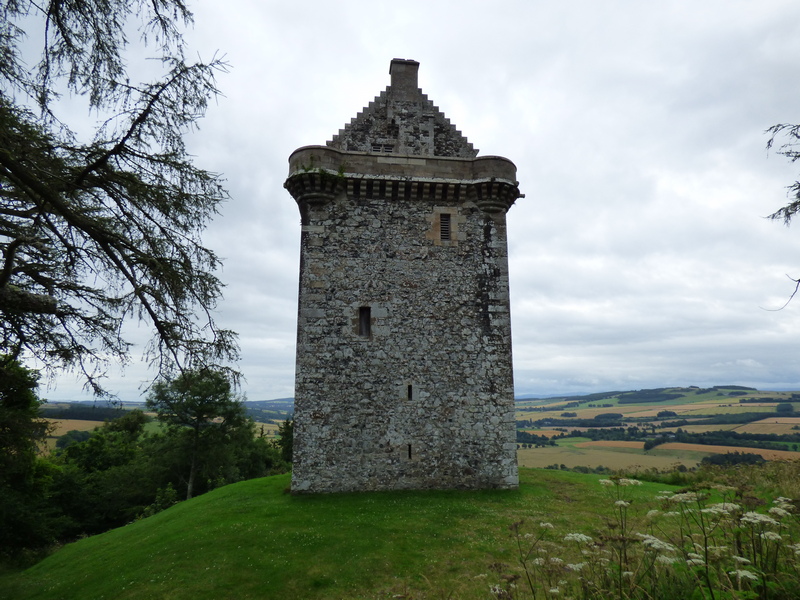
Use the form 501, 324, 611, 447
0, 357, 54, 554
146, 369, 248, 499
275, 419, 293, 463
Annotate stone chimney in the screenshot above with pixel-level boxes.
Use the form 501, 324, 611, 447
389, 58, 420, 101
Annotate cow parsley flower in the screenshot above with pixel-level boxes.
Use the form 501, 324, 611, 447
687, 558, 705, 567
729, 569, 759, 582
635, 533, 676, 553
564, 533, 593, 544
618, 478, 642, 486
741, 512, 779, 527
769, 506, 790, 519
669, 492, 699, 504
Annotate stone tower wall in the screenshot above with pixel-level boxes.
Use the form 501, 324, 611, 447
286, 60, 520, 494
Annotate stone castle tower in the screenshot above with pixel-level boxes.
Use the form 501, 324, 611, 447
285, 59, 521, 493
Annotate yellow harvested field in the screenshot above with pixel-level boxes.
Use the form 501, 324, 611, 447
516, 445, 698, 470
660, 443, 799, 461
661, 424, 739, 434
736, 418, 800, 436
47, 418, 102, 436
520, 429, 563, 438
254, 421, 281, 438
574, 440, 800, 461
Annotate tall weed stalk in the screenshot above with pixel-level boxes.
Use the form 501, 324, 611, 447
490, 475, 800, 600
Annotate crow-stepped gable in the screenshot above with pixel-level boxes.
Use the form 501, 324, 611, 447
285, 59, 521, 493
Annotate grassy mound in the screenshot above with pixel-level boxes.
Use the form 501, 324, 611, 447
2, 469, 674, 599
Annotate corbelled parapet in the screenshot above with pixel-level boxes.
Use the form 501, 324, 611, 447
284, 145, 521, 214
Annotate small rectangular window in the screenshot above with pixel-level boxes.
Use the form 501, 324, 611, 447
440, 213, 451, 241
407, 384, 413, 401
358, 306, 371, 338
407, 444, 412, 460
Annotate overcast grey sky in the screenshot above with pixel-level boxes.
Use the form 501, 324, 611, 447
44, 0, 800, 401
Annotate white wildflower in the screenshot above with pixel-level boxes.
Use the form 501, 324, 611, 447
635, 533, 676, 553
741, 512, 779, 527
549, 557, 564, 564
710, 502, 740, 513
732, 556, 751, 565
599, 479, 615, 487
687, 558, 705, 567
729, 569, 759, 582
646, 509, 660, 518
669, 492, 698, 504
769, 506, 790, 519
662, 511, 680, 517
615, 500, 630, 507
623, 571, 634, 578
656, 555, 677, 565
701, 507, 727, 516
539, 522, 555, 529
523, 533, 534, 539
531, 558, 545, 566
761, 531, 783, 542
688, 552, 703, 560
549, 588, 560, 595
619, 478, 642, 486
564, 533, 593, 544
567, 562, 586, 572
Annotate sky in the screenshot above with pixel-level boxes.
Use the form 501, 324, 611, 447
41, 0, 800, 402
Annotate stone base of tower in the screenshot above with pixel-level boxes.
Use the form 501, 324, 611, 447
290, 418, 519, 494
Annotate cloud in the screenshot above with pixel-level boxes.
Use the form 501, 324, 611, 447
44, 0, 800, 401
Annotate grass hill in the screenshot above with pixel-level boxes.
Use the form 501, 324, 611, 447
5, 463, 800, 599
2, 469, 670, 600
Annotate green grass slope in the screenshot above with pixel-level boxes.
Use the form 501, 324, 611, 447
2, 469, 671, 600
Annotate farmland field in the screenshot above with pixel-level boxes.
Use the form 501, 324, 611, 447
573, 440, 800, 461
736, 417, 800, 435
43, 418, 102, 452
516, 444, 703, 470
47, 418, 102, 436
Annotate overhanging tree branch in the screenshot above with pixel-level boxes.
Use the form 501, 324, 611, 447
0, 0, 239, 394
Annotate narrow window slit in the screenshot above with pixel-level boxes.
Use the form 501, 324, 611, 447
407, 444, 412, 460
407, 384, 413, 401
358, 306, 371, 338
